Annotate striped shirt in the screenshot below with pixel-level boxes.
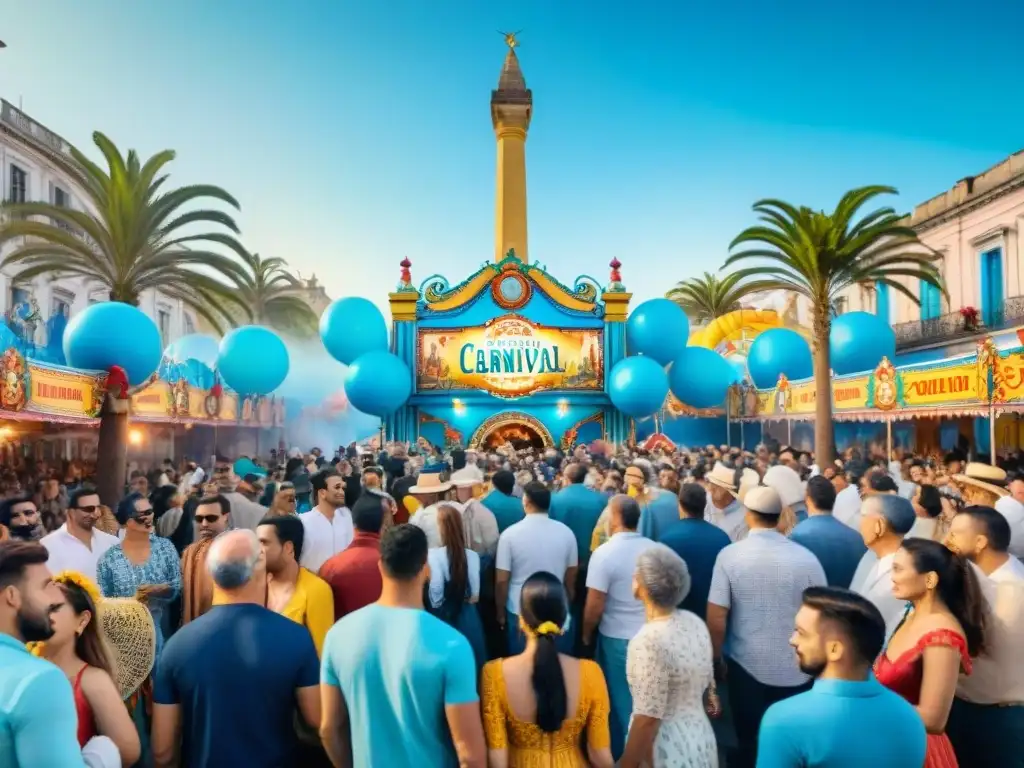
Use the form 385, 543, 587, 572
709, 528, 827, 687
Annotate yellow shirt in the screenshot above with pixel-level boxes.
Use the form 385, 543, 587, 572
280, 567, 335, 657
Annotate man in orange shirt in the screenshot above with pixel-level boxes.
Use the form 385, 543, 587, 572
319, 493, 384, 619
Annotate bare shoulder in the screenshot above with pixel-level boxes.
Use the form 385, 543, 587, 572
80, 665, 119, 696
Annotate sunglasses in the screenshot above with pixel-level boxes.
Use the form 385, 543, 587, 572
133, 508, 154, 519
194, 514, 222, 524
214, 466, 230, 474
75, 505, 100, 514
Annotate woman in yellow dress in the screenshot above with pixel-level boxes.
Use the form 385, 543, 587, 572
481, 571, 614, 768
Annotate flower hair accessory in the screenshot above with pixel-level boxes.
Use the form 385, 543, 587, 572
53, 570, 102, 607
535, 621, 564, 637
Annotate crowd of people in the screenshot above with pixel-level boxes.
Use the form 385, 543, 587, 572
0, 437, 1023, 767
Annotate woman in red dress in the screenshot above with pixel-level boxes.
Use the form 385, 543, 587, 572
37, 572, 141, 767
873, 539, 988, 768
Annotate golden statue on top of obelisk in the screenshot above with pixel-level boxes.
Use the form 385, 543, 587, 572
500, 30, 522, 49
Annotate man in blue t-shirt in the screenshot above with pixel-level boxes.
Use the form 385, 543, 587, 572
321, 524, 486, 767
757, 586, 926, 767
152, 529, 320, 767
658, 483, 730, 620
789, 476, 866, 588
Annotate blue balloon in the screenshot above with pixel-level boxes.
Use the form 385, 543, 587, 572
218, 326, 289, 395
320, 297, 388, 365
164, 333, 220, 368
830, 311, 896, 375
747, 328, 813, 388
626, 299, 689, 366
669, 347, 741, 409
344, 350, 412, 417
64, 302, 162, 386
608, 356, 669, 418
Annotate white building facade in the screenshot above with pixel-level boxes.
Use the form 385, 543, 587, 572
837, 150, 1024, 363
0, 99, 197, 355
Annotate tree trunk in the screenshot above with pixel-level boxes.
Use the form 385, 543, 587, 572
96, 400, 129, 507
812, 305, 836, 467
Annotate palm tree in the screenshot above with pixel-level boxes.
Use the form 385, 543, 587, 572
724, 185, 944, 465
235, 250, 319, 336
0, 131, 249, 504
666, 271, 777, 324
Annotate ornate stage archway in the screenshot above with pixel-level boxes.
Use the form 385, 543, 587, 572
469, 411, 555, 450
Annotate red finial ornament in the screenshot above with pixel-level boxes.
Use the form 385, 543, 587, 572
399, 258, 412, 287
106, 365, 130, 399
609, 258, 622, 284
210, 382, 224, 399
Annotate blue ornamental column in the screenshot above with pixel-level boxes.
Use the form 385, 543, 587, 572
602, 258, 632, 444
386, 258, 419, 443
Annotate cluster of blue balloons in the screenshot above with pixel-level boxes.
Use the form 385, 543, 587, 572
746, 311, 896, 387
609, 298, 740, 417
319, 297, 411, 417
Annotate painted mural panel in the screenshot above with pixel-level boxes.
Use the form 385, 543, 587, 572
416, 314, 603, 398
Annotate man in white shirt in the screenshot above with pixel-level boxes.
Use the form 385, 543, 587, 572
299, 469, 353, 573
849, 494, 915, 639
495, 481, 577, 656
582, 495, 656, 758
832, 462, 868, 530
40, 487, 118, 583
944, 505, 1024, 766
705, 462, 749, 541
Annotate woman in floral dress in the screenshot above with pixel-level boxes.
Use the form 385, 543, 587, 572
622, 545, 718, 768
97, 492, 181, 658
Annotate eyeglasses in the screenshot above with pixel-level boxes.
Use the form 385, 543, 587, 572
214, 466, 230, 475
75, 505, 99, 514
194, 514, 222, 524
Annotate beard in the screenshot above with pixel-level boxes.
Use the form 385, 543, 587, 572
17, 605, 56, 643
797, 656, 827, 678
9, 523, 44, 541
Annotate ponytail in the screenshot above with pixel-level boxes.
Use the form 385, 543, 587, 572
519, 572, 569, 733
949, 553, 987, 658
532, 630, 566, 733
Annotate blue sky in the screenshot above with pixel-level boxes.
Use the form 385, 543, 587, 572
4, 0, 1023, 315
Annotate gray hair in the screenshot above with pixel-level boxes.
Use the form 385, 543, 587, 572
207, 529, 261, 589
635, 544, 691, 609
863, 494, 916, 536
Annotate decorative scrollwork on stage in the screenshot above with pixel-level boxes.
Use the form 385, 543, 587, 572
572, 275, 602, 303
418, 274, 453, 303
469, 411, 554, 449
560, 411, 604, 450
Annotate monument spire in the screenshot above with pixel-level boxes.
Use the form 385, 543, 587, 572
491, 32, 532, 262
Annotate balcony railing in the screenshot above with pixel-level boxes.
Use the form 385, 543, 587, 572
893, 296, 1024, 350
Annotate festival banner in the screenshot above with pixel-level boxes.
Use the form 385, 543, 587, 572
27, 359, 103, 419
992, 345, 1024, 404
416, 314, 603, 398
894, 360, 986, 409
131, 381, 172, 417
833, 376, 871, 411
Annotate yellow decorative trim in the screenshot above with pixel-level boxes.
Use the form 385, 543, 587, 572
428, 270, 498, 311
388, 292, 420, 321
422, 258, 601, 316
602, 292, 632, 322
531, 271, 597, 312
469, 411, 554, 449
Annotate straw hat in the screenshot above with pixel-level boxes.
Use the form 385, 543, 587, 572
951, 463, 1009, 499
100, 597, 156, 700
409, 472, 452, 494
706, 462, 740, 495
